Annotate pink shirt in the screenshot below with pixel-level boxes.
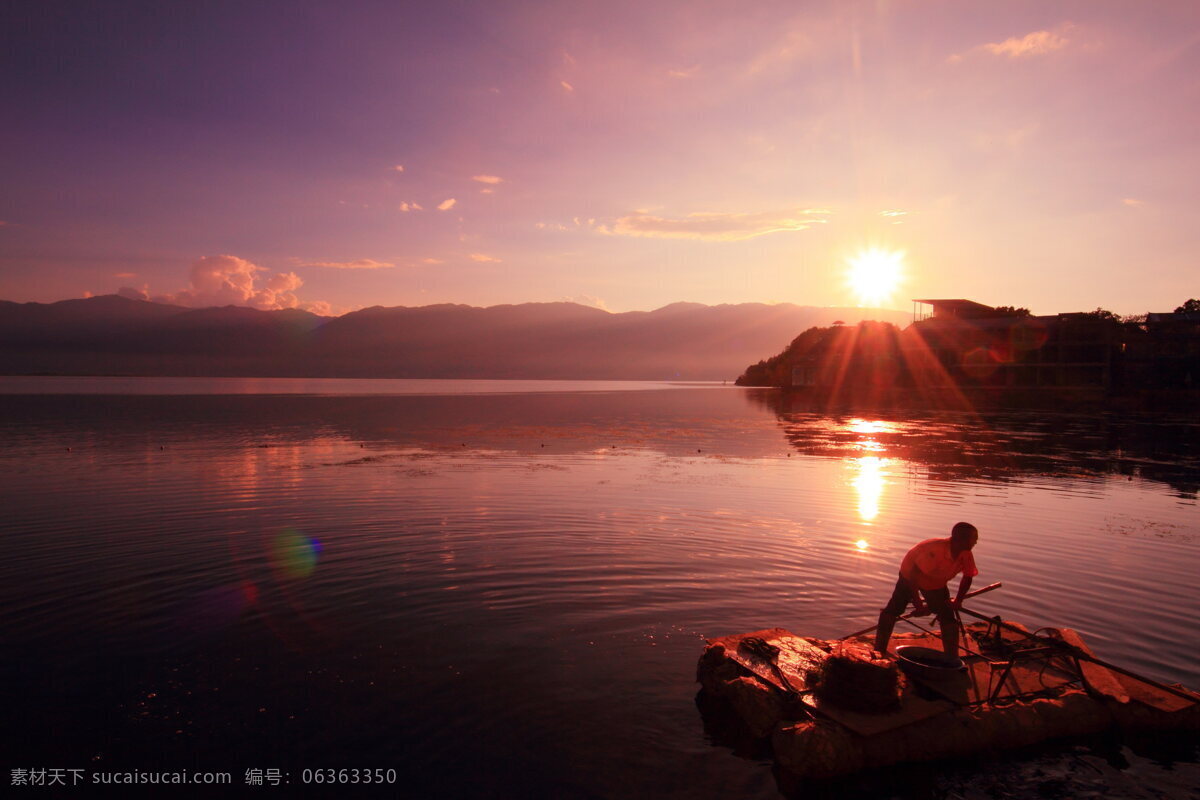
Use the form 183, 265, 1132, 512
900, 537, 978, 591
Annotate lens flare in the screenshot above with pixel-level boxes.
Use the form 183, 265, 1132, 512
270, 528, 320, 579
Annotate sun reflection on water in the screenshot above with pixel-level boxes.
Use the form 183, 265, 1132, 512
851, 455, 889, 521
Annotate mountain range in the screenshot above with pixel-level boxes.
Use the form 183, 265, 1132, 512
0, 295, 911, 380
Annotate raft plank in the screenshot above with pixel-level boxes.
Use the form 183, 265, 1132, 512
1115, 673, 1200, 713
808, 681, 954, 737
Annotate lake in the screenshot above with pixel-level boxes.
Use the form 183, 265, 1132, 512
1, 378, 1197, 797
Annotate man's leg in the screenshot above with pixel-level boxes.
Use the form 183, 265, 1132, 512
874, 577, 910, 654
923, 588, 958, 658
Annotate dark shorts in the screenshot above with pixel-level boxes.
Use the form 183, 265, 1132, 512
882, 575, 955, 625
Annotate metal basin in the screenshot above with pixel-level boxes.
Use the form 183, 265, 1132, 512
895, 645, 964, 681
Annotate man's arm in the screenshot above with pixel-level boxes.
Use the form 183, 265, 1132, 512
952, 574, 973, 609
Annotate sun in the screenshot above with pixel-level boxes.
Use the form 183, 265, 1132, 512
845, 247, 905, 307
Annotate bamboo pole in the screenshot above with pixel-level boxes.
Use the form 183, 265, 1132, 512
841, 581, 1003, 640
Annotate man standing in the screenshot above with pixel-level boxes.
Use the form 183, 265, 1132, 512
874, 523, 979, 658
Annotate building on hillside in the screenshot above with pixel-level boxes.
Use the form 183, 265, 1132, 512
900, 300, 1120, 391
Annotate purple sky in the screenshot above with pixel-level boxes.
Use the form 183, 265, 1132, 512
2, 0, 1198, 315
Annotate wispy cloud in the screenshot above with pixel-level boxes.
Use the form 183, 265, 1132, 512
398, 201, 423, 212
392, 164, 405, 173
973, 123, 1039, 153
598, 208, 830, 242
469, 253, 501, 262
951, 27, 1071, 63
113, 271, 137, 278
472, 175, 503, 185
746, 29, 812, 75
1122, 197, 1146, 208
560, 80, 574, 93
437, 198, 457, 211
880, 210, 907, 217
421, 257, 444, 265
667, 65, 700, 79
302, 259, 395, 270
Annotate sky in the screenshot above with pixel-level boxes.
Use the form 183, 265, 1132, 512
1, 0, 1198, 316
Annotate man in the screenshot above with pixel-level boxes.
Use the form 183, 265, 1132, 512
874, 522, 979, 658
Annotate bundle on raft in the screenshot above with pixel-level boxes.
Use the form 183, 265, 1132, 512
696, 619, 1200, 781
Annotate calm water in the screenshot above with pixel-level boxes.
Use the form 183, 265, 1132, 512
1, 379, 1197, 797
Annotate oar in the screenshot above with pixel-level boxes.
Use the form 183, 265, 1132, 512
954, 606, 1199, 705
841, 581, 1003, 640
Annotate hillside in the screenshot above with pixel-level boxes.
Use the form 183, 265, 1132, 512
0, 295, 911, 380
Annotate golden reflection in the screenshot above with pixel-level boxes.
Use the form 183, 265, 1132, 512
846, 418, 895, 435
850, 456, 888, 521
855, 538, 870, 551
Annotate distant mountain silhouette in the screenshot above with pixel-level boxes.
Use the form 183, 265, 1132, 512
0, 294, 910, 380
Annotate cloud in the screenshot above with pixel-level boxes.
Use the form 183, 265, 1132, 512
1122, 197, 1146, 207
984, 29, 1070, 58
117, 286, 149, 301
392, 164, 405, 172
951, 27, 1071, 62
562, 294, 609, 311
469, 253, 501, 262
667, 65, 700, 79
301, 259, 395, 270
880, 210, 907, 217
301, 300, 335, 316
150, 254, 321, 311
560, 80, 574, 93
598, 208, 830, 241
421, 258, 444, 265
472, 175, 503, 185
398, 201, 423, 212
437, 198, 457, 211
113, 271, 137, 278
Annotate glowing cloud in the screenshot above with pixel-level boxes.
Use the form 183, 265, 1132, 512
148, 255, 327, 312
601, 208, 829, 241
985, 29, 1070, 58
437, 198, 457, 211
301, 259, 395, 270
469, 253, 501, 262
472, 175, 503, 185
398, 201, 423, 212
560, 80, 574, 93
392, 164, 405, 172
952, 28, 1071, 62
